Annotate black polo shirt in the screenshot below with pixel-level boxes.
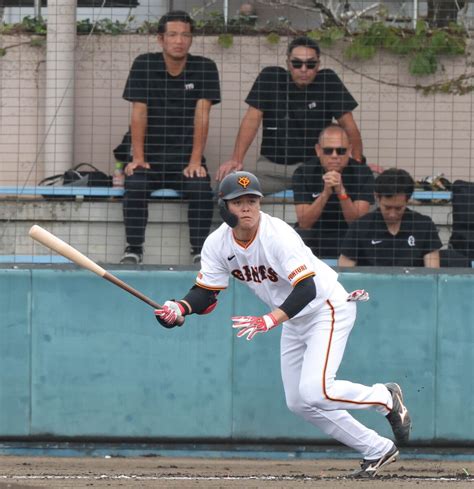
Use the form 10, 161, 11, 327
340, 208, 442, 266
245, 67, 358, 165
292, 158, 375, 258
123, 52, 221, 164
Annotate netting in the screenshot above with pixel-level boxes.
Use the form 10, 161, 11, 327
0, 1, 473, 266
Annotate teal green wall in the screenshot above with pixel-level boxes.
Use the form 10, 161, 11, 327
1, 269, 473, 444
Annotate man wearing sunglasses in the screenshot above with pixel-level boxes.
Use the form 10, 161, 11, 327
292, 125, 374, 259
216, 36, 363, 195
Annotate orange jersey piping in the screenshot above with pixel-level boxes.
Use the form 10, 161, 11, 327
232, 226, 259, 249
322, 300, 391, 410
292, 272, 315, 287
195, 281, 227, 291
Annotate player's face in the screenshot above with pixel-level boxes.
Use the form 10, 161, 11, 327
227, 195, 261, 231
377, 194, 408, 225
158, 21, 193, 61
287, 46, 320, 88
316, 130, 351, 173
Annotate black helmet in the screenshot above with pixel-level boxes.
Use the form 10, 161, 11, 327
218, 171, 263, 201
218, 171, 263, 227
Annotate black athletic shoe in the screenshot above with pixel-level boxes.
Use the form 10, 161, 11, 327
351, 444, 399, 478
385, 382, 412, 445
120, 245, 143, 265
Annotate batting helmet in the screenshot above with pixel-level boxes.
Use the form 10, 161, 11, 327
218, 171, 263, 201
218, 171, 263, 228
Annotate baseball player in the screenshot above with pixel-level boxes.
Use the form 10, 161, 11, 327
155, 171, 412, 477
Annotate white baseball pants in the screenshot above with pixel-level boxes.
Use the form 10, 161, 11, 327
280, 281, 394, 460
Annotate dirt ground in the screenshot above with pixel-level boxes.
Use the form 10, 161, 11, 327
0, 456, 473, 489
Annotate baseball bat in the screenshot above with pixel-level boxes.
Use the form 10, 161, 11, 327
28, 224, 164, 310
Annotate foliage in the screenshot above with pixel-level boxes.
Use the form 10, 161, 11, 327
266, 32, 280, 45
344, 21, 467, 76
218, 33, 234, 48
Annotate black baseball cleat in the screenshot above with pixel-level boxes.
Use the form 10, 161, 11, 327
350, 444, 399, 478
385, 382, 412, 445
120, 246, 143, 265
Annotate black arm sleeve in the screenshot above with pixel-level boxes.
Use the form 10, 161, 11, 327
279, 276, 317, 319
178, 285, 219, 315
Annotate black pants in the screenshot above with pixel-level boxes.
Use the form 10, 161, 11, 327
123, 165, 213, 253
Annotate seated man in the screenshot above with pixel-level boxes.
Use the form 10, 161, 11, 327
338, 168, 441, 268
292, 125, 375, 259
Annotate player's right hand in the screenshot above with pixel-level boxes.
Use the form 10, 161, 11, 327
125, 160, 151, 177
215, 160, 243, 181
155, 301, 185, 328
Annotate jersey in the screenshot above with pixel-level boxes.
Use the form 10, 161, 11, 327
196, 212, 339, 316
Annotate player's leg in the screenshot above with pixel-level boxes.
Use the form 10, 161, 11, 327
297, 283, 392, 413
280, 324, 393, 460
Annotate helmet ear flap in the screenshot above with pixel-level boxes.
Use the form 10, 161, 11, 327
218, 198, 238, 228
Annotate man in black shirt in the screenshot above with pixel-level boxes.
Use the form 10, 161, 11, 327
120, 10, 221, 264
292, 125, 374, 259
216, 36, 363, 194
339, 168, 441, 267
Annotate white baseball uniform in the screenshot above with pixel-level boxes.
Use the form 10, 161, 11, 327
197, 211, 394, 459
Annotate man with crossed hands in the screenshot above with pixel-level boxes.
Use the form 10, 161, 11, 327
292, 124, 375, 259
154, 170, 411, 478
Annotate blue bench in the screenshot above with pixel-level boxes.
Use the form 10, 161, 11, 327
0, 186, 452, 201
270, 189, 452, 201
0, 255, 71, 264
0, 186, 181, 198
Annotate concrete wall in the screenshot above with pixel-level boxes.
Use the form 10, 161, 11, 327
1, 268, 473, 444
0, 35, 473, 189
0, 198, 453, 265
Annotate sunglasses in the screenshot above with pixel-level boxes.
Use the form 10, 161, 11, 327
290, 58, 319, 70
322, 147, 348, 156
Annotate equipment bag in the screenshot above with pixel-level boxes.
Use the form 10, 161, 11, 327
39, 163, 112, 187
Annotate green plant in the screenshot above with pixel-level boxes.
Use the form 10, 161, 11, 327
218, 33, 233, 48
20, 15, 47, 34
344, 21, 467, 76
266, 32, 280, 45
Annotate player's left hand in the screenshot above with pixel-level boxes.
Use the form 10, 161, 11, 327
232, 314, 278, 341
183, 162, 207, 178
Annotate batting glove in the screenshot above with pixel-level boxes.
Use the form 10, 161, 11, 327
232, 314, 279, 341
155, 301, 185, 329
347, 289, 370, 302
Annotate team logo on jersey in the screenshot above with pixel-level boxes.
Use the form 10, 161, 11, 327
238, 176, 251, 189
185, 83, 195, 90
408, 235, 416, 247
308, 101, 317, 109
232, 265, 278, 283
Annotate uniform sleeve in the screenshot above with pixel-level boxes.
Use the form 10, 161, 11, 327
292, 160, 319, 204
245, 67, 283, 112
200, 58, 221, 105
272, 224, 316, 286
339, 220, 361, 261
320, 69, 358, 120
123, 54, 149, 104
422, 217, 442, 254
351, 164, 375, 204
195, 236, 229, 291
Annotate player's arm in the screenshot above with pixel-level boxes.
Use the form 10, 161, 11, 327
337, 112, 363, 162
423, 249, 440, 268
184, 99, 213, 178
338, 254, 357, 267
125, 102, 151, 176
232, 276, 316, 340
154, 285, 220, 329
216, 106, 263, 181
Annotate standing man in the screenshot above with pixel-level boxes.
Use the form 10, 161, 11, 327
154, 171, 412, 478
292, 125, 374, 259
339, 168, 442, 267
120, 10, 221, 265
216, 36, 363, 194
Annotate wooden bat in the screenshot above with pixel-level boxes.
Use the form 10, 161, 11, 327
28, 225, 181, 322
